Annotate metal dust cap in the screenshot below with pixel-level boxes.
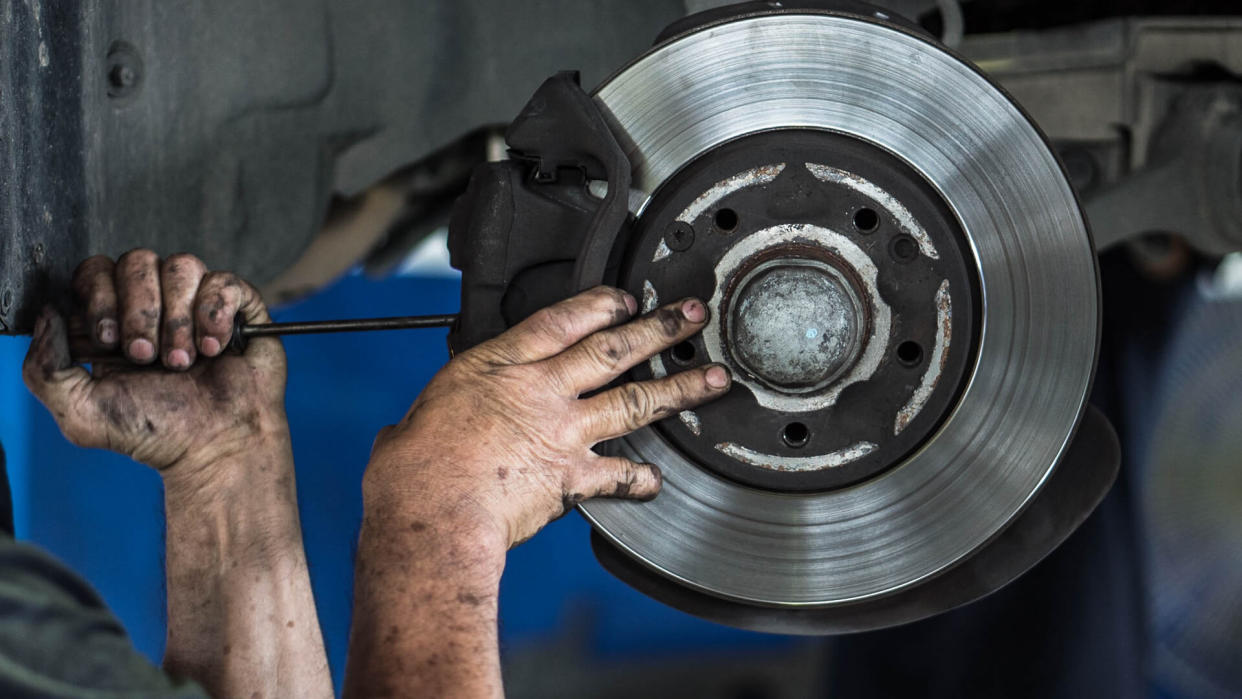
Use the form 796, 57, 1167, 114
729, 259, 864, 392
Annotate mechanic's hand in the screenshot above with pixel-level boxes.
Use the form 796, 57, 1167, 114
22, 250, 287, 475
364, 286, 731, 550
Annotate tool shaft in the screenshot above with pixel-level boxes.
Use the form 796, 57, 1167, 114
240, 314, 458, 337
69, 313, 459, 364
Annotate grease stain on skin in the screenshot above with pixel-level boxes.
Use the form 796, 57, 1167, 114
612, 475, 634, 498
560, 492, 585, 515
456, 591, 485, 606
655, 307, 682, 337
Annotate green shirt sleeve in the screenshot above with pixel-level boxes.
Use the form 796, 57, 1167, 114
0, 537, 209, 699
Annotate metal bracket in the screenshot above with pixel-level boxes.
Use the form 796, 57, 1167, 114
447, 72, 633, 353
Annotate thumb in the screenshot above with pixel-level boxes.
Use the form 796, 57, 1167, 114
23, 307, 104, 447
577, 456, 663, 503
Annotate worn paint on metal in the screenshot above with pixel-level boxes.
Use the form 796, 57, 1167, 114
895, 280, 952, 434
715, 440, 878, 471
804, 163, 940, 260
679, 410, 702, 436
676, 164, 786, 225
652, 237, 673, 262
641, 279, 659, 313
643, 279, 668, 379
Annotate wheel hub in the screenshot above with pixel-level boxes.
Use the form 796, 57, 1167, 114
620, 128, 979, 492
728, 256, 864, 392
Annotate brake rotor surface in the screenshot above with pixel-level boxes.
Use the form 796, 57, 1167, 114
578, 10, 1099, 609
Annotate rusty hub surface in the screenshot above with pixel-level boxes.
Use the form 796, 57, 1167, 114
728, 256, 866, 392
619, 128, 980, 492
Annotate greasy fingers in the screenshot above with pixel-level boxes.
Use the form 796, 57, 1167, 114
479, 286, 637, 365
194, 272, 270, 357
549, 298, 710, 394
72, 256, 119, 349
362, 286, 731, 553
574, 457, 663, 504
583, 363, 731, 442
159, 254, 208, 370
115, 249, 162, 364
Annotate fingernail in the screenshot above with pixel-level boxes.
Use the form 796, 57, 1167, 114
623, 292, 638, 316
97, 319, 117, 345
705, 364, 730, 389
128, 338, 155, 363
681, 299, 706, 323
166, 348, 191, 369
200, 336, 221, 356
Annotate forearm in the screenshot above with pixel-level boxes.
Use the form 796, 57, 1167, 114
162, 430, 332, 699
344, 478, 507, 699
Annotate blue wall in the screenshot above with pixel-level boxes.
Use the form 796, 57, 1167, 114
0, 270, 792, 694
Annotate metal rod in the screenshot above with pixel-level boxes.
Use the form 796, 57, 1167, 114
240, 314, 458, 338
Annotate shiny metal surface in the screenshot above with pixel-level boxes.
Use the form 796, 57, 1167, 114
581, 13, 1099, 605
729, 258, 864, 391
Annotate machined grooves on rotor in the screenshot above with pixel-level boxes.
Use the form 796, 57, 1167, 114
578, 9, 1100, 613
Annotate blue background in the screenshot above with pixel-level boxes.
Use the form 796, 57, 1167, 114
0, 269, 799, 695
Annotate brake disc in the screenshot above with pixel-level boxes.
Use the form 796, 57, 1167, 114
449, 2, 1118, 633
578, 8, 1107, 617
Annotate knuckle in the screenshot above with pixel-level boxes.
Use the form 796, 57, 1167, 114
196, 285, 238, 330
122, 312, 158, 336
116, 248, 158, 269
163, 314, 193, 338
201, 270, 238, 290
73, 263, 118, 312
73, 255, 114, 281
462, 341, 514, 367
531, 306, 575, 345
161, 253, 206, 277
667, 373, 704, 408
584, 285, 618, 305
618, 384, 656, 429
590, 286, 631, 324
588, 332, 631, 370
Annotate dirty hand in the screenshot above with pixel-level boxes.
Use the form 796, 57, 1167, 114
22, 249, 287, 477
364, 286, 731, 551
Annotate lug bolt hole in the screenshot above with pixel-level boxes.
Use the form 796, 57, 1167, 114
853, 207, 879, 233
715, 208, 739, 232
897, 340, 923, 367
670, 340, 697, 365
782, 422, 810, 449
889, 234, 919, 262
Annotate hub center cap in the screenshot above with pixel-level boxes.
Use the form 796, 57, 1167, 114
729, 258, 864, 392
